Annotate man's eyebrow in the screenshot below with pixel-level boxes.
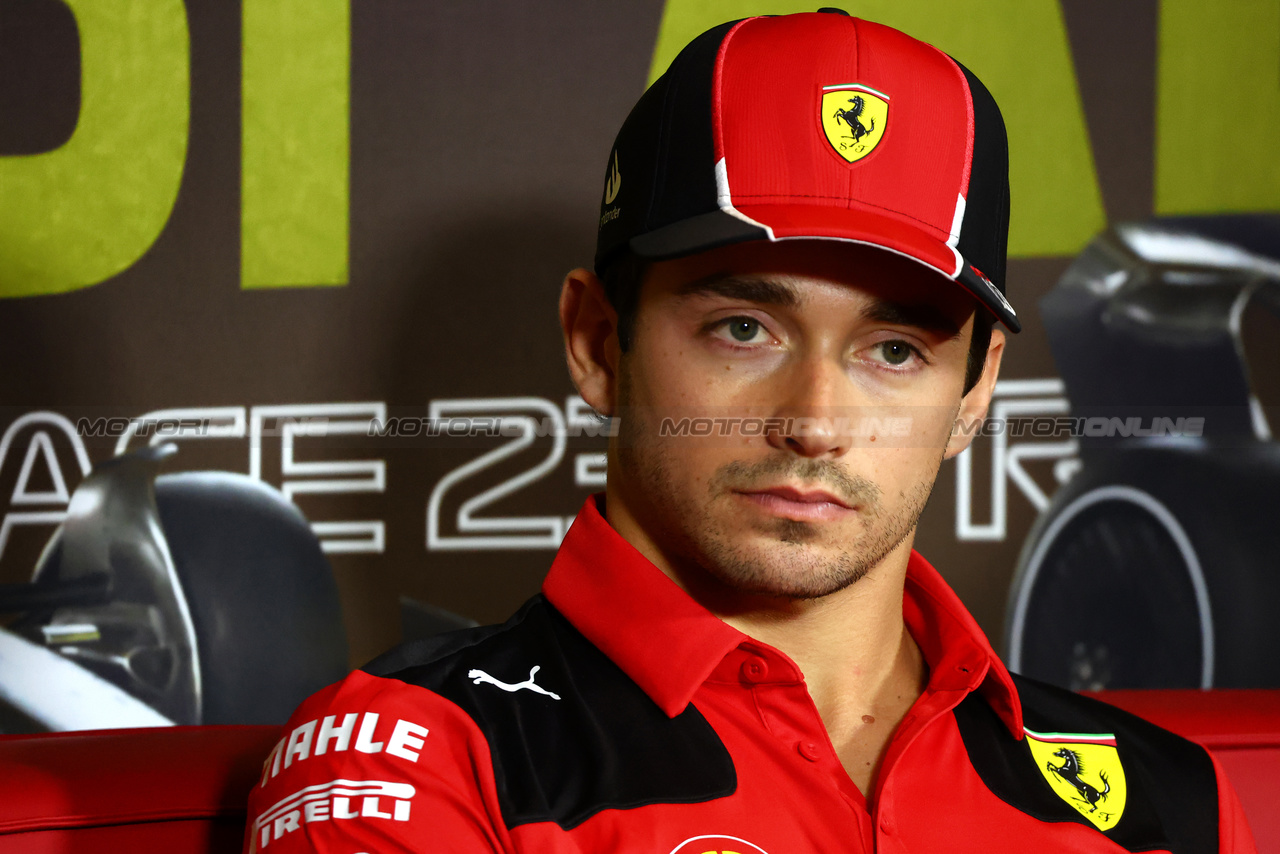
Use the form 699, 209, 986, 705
676, 276, 965, 336
861, 299, 964, 337
675, 274, 801, 307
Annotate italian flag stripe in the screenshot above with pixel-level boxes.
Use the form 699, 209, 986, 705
1024, 727, 1117, 746
821, 83, 891, 100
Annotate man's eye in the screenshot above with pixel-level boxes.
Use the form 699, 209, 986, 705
721, 317, 766, 343
876, 340, 917, 365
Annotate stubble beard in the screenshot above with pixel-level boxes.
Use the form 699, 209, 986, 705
615, 403, 943, 602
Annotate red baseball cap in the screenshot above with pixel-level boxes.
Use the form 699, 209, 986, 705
594, 9, 1019, 332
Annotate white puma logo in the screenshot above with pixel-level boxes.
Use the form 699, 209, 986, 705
468, 665, 561, 701
603, 151, 621, 204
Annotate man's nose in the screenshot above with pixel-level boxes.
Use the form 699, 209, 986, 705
765, 353, 853, 458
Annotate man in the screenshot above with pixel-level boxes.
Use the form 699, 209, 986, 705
246, 11, 1256, 853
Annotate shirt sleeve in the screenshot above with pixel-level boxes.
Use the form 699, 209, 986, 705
243, 670, 512, 854
1211, 752, 1259, 854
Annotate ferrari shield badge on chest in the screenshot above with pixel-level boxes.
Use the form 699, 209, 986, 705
1025, 728, 1128, 831
821, 84, 889, 163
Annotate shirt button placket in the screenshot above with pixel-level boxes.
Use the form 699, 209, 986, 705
796, 740, 822, 762
878, 781, 895, 846
740, 656, 769, 683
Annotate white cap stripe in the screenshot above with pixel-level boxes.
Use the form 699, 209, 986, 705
946, 193, 966, 277
714, 157, 732, 208
715, 158, 776, 238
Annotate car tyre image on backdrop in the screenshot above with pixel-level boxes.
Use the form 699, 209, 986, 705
0, 444, 347, 730
1006, 216, 1280, 691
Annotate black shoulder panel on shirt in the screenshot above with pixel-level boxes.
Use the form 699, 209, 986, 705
362, 595, 737, 830
954, 673, 1218, 854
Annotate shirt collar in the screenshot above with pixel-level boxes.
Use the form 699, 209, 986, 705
543, 495, 1022, 737
902, 550, 1024, 738
543, 495, 746, 718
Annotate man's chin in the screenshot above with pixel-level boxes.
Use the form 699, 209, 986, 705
710, 567, 866, 602
698, 540, 871, 602
725, 517, 860, 552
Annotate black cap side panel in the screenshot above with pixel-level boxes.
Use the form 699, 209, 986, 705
595, 80, 664, 273
952, 58, 1010, 291
629, 209, 769, 260
647, 20, 740, 229
594, 20, 742, 274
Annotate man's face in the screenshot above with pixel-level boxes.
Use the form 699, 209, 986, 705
606, 240, 994, 602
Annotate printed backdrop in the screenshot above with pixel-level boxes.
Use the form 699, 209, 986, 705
1, 0, 1277, 724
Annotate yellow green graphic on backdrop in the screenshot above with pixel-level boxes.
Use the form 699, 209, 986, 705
1156, 0, 1280, 216
0, 0, 349, 299
3, 1, 1277, 298
0, 0, 189, 298
241, 0, 349, 289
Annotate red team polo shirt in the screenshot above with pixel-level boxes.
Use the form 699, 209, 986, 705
247, 496, 1256, 853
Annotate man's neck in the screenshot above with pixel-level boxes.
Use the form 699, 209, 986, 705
715, 544, 927, 796
603, 491, 928, 793
714, 539, 926, 743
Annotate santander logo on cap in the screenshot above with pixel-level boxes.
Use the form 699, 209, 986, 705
604, 150, 621, 205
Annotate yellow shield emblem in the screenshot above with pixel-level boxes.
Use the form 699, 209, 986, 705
1025, 728, 1127, 831
821, 85, 889, 163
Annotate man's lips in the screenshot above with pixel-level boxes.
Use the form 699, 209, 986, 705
734, 485, 855, 521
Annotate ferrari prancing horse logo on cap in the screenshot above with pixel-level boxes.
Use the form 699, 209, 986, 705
821, 84, 889, 163
1024, 728, 1128, 832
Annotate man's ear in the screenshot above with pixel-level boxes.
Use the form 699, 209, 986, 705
945, 327, 1006, 459
560, 267, 621, 417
